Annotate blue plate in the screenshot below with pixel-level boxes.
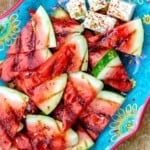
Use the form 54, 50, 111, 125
0, 0, 150, 149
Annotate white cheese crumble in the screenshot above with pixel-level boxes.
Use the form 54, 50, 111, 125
66, 0, 88, 20
88, 0, 107, 11
83, 11, 117, 33
107, 0, 135, 21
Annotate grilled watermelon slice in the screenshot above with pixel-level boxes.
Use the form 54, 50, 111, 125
0, 49, 51, 82
62, 71, 104, 131
7, 6, 56, 55
30, 74, 67, 114
91, 49, 133, 92
99, 19, 144, 56
79, 90, 124, 140
0, 87, 29, 139
26, 115, 78, 149
51, 7, 84, 51
0, 96, 19, 138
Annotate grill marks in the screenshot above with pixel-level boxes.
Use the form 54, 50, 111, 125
0, 97, 20, 147
79, 106, 111, 140
13, 36, 22, 71
28, 27, 36, 70
0, 97, 19, 138
0, 93, 28, 148
13, 23, 36, 72
0, 21, 48, 83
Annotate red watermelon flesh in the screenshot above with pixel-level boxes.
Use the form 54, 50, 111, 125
0, 95, 19, 138
52, 102, 64, 121
7, 21, 36, 55
13, 133, 32, 150
62, 76, 97, 131
26, 117, 66, 150
79, 97, 120, 140
0, 56, 18, 82
102, 64, 133, 92
51, 17, 83, 50
7, 7, 52, 56
0, 124, 12, 150
104, 78, 133, 93
99, 19, 144, 56
84, 30, 102, 49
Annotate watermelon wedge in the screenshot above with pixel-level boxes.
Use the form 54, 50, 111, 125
7, 6, 56, 55
79, 90, 125, 140
90, 49, 133, 92
0, 86, 29, 120
0, 49, 51, 82
0, 87, 29, 139
26, 115, 78, 149
99, 19, 144, 56
62, 72, 103, 131
30, 74, 67, 114
51, 7, 84, 50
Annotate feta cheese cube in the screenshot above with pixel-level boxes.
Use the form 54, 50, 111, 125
107, 0, 135, 21
66, 0, 88, 20
88, 0, 107, 11
83, 11, 117, 33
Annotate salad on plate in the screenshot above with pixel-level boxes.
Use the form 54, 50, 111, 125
0, 0, 144, 149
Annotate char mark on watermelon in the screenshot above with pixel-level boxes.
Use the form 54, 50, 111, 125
84, 19, 144, 56
51, 7, 84, 51
52, 101, 64, 121
51, 17, 84, 51
98, 19, 144, 56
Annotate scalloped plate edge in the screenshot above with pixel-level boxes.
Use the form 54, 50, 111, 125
110, 96, 150, 150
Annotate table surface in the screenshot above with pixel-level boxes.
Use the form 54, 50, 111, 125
0, 0, 150, 150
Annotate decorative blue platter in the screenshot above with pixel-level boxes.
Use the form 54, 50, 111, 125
0, 0, 150, 149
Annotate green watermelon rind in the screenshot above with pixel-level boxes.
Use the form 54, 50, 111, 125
36, 6, 56, 48
97, 90, 125, 105
91, 49, 119, 78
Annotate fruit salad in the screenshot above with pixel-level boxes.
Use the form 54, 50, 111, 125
0, 0, 144, 149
